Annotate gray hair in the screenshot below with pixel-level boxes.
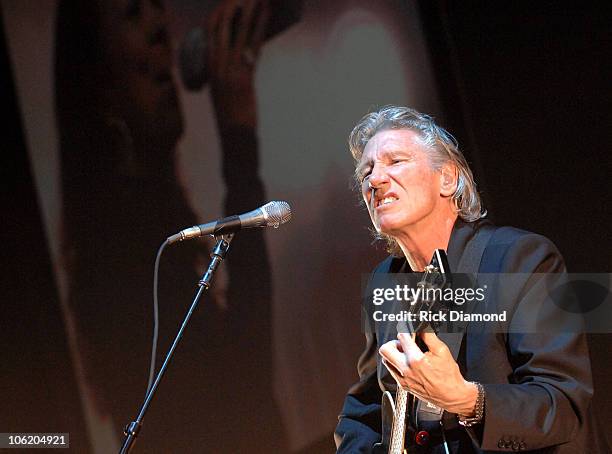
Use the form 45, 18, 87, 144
349, 105, 486, 254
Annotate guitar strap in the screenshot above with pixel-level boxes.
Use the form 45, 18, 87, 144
413, 223, 496, 434
438, 222, 496, 360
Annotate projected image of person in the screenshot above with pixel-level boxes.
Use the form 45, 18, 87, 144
54, 0, 285, 451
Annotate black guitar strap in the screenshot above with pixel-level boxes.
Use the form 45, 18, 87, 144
438, 222, 496, 361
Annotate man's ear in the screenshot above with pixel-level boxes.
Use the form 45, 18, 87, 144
439, 164, 458, 197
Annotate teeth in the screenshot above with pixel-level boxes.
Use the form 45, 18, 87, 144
381, 197, 397, 205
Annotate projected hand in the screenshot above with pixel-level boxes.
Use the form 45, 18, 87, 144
207, 0, 270, 130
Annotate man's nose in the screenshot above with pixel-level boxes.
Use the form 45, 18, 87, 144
368, 163, 389, 188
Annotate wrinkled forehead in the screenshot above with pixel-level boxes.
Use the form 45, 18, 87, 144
359, 128, 429, 164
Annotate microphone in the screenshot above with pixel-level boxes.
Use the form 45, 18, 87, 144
167, 201, 291, 244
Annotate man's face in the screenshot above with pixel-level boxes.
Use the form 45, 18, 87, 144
358, 129, 443, 235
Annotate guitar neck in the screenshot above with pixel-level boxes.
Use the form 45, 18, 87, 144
389, 387, 408, 454
382, 249, 450, 454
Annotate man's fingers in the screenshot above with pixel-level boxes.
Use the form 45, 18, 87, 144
420, 331, 450, 357
383, 359, 428, 398
397, 333, 424, 363
382, 358, 404, 381
379, 340, 408, 375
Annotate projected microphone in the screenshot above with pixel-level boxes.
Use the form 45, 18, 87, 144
167, 201, 291, 244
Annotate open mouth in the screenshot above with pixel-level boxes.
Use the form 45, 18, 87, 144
376, 196, 398, 208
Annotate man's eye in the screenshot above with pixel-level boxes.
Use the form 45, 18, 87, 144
360, 171, 371, 182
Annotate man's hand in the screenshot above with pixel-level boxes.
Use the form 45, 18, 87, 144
379, 332, 478, 416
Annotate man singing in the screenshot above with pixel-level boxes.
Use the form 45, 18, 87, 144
335, 106, 606, 453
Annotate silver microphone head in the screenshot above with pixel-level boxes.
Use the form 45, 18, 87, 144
261, 201, 292, 228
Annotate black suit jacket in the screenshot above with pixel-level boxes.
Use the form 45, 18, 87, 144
335, 219, 609, 453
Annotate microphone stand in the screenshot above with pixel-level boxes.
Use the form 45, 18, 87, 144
119, 233, 235, 454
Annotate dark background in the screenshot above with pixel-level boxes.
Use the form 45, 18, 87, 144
2, 1, 610, 452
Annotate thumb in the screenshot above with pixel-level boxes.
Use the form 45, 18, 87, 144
397, 333, 424, 362
420, 331, 450, 357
